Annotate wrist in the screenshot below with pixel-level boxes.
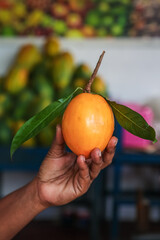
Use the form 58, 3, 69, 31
29, 178, 48, 213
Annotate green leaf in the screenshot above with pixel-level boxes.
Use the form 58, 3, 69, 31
106, 99, 157, 143
10, 87, 83, 158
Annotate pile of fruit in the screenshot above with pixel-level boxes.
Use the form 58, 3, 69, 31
0, 38, 108, 147
0, 0, 131, 37
129, 0, 160, 37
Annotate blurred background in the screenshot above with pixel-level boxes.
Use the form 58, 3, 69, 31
0, 1, 160, 240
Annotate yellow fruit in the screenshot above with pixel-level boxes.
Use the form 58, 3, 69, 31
22, 138, 36, 148
73, 78, 87, 89
0, 93, 12, 117
91, 76, 107, 96
73, 63, 91, 80
13, 89, 34, 120
12, 2, 27, 18
12, 120, 25, 134
26, 10, 43, 27
51, 52, 74, 89
44, 37, 60, 57
16, 44, 41, 70
29, 97, 52, 117
0, 10, 12, 24
5, 67, 28, 94
0, 121, 12, 145
62, 93, 114, 158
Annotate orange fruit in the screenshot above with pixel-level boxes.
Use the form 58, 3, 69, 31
62, 93, 114, 158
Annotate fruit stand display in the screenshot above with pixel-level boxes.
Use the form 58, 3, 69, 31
0, 37, 108, 148
0, 0, 160, 37
129, 0, 160, 37
0, 0, 132, 37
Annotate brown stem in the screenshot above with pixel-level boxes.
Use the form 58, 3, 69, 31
84, 51, 105, 93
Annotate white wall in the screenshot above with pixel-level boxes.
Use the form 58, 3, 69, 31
0, 38, 160, 221
1, 38, 160, 105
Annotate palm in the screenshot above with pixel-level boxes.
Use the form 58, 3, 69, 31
37, 125, 117, 207
38, 151, 91, 206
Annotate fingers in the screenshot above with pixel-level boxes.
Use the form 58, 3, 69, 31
77, 155, 90, 182
88, 137, 118, 178
56, 124, 65, 145
77, 155, 91, 193
89, 148, 103, 180
76, 137, 118, 195
102, 136, 118, 169
77, 148, 103, 186
47, 124, 66, 158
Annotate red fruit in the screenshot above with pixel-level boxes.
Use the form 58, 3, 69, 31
51, 3, 69, 19
26, 0, 51, 10
66, 13, 83, 28
69, 0, 93, 14
81, 25, 96, 37
0, 0, 12, 9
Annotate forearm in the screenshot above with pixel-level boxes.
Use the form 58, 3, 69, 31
0, 178, 46, 240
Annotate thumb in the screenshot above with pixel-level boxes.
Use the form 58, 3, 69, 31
47, 124, 66, 158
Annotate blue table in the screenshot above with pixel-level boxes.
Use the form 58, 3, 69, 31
0, 146, 48, 171
109, 122, 160, 240
0, 123, 160, 240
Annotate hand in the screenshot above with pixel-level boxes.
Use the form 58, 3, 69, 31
36, 125, 118, 207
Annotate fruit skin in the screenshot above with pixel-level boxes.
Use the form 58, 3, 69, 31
15, 44, 41, 70
30, 97, 52, 116
66, 29, 83, 38
26, 10, 44, 27
0, 121, 12, 145
43, 37, 60, 57
72, 63, 91, 80
26, 0, 51, 10
51, 52, 74, 90
0, 9, 12, 25
33, 75, 54, 99
53, 20, 67, 36
66, 13, 83, 28
13, 89, 34, 120
12, 2, 27, 18
81, 25, 96, 37
73, 78, 87, 89
69, 0, 91, 14
91, 76, 108, 96
62, 93, 114, 158
51, 3, 69, 19
4, 67, 28, 94
29, 62, 54, 100
85, 10, 100, 28
111, 24, 124, 36
0, 93, 12, 118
